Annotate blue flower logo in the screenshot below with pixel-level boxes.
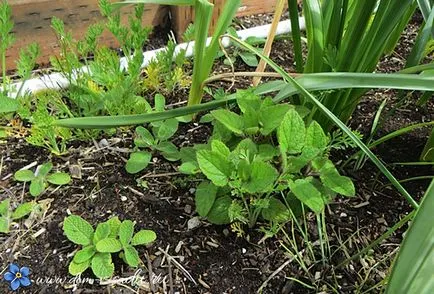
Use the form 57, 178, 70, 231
3, 263, 31, 291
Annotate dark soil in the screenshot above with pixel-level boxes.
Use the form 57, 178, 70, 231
1, 10, 433, 294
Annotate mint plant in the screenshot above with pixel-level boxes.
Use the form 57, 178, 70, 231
180, 91, 355, 229
14, 162, 71, 197
0, 199, 36, 233
63, 215, 156, 279
126, 94, 180, 174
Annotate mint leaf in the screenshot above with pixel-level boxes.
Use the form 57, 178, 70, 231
277, 109, 306, 154
289, 178, 324, 213
94, 223, 110, 244
0, 199, 10, 216
305, 121, 328, 149
211, 109, 244, 135
178, 162, 199, 174
259, 104, 290, 135
239, 51, 258, 67
257, 144, 280, 161
134, 126, 155, 147
207, 196, 232, 225
242, 161, 278, 193
63, 215, 94, 246
261, 198, 290, 223
154, 94, 166, 112
197, 150, 231, 187
211, 140, 230, 158
156, 119, 178, 141
195, 181, 218, 217
105, 216, 121, 238
91, 253, 114, 279
46, 172, 71, 185
69, 259, 91, 276
126, 151, 152, 174
155, 141, 180, 161
37, 163, 53, 177
0, 216, 9, 233
96, 238, 122, 253
30, 177, 45, 197
14, 170, 35, 182
11, 202, 35, 220
123, 245, 140, 267
119, 220, 134, 246
73, 245, 96, 263
320, 170, 355, 197
131, 230, 157, 245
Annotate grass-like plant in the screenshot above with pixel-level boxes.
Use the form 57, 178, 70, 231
118, 0, 241, 106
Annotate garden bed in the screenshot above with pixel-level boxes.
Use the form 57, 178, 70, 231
1, 9, 433, 293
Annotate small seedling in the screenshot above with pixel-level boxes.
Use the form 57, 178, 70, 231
126, 94, 180, 174
14, 162, 71, 197
63, 215, 156, 279
0, 199, 36, 233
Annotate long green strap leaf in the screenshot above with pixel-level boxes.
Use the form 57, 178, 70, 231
227, 34, 419, 209
386, 180, 434, 294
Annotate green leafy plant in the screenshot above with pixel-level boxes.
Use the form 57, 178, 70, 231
14, 162, 71, 197
126, 94, 180, 174
63, 215, 156, 279
0, 199, 36, 233
179, 91, 354, 229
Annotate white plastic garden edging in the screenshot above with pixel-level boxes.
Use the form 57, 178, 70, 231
9, 18, 305, 99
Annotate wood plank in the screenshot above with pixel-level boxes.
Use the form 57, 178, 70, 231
5, 1, 167, 70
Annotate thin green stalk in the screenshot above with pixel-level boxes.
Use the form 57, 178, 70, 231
316, 213, 325, 265
288, 0, 303, 73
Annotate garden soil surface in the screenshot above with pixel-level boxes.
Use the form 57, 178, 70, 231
0, 11, 433, 294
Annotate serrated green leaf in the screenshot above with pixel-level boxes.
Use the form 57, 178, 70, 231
197, 150, 231, 186
131, 230, 157, 246
0, 216, 9, 233
30, 177, 45, 197
305, 121, 328, 149
119, 220, 135, 246
277, 109, 306, 154
156, 119, 178, 141
11, 202, 35, 220
0, 96, 19, 113
195, 181, 218, 217
211, 109, 244, 135
69, 259, 91, 276
289, 178, 324, 213
320, 170, 355, 197
134, 126, 155, 147
236, 89, 261, 113
105, 216, 121, 238
96, 238, 122, 253
178, 162, 199, 174
47, 173, 71, 185
179, 147, 197, 163
14, 170, 35, 182
0, 199, 10, 216
73, 245, 96, 263
126, 152, 152, 174
259, 104, 290, 135
207, 196, 232, 225
63, 215, 94, 246
211, 140, 230, 157
94, 223, 110, 244
123, 245, 140, 267
261, 198, 290, 223
242, 161, 278, 193
257, 144, 279, 161
91, 253, 114, 279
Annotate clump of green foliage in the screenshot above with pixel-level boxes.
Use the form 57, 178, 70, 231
0, 199, 36, 233
179, 90, 355, 229
14, 162, 71, 197
63, 215, 156, 279
126, 94, 181, 174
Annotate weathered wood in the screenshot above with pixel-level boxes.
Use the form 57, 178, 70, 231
5, 0, 167, 70
171, 0, 290, 40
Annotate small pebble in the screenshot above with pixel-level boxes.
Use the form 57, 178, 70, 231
184, 204, 192, 214
99, 139, 109, 148
120, 195, 127, 202
187, 217, 201, 230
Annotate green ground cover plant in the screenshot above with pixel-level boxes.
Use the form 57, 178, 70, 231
14, 162, 71, 197
0, 199, 36, 233
63, 215, 156, 279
